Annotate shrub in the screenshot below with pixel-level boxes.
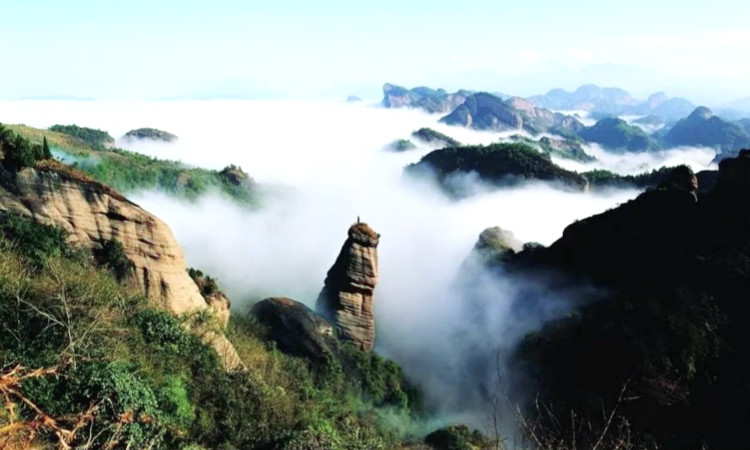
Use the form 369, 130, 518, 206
49, 124, 113, 150
95, 239, 134, 280
0, 213, 68, 264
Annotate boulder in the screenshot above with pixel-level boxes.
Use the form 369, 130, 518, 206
252, 297, 338, 364
473, 226, 523, 260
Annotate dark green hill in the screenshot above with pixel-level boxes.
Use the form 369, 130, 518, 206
411, 127, 461, 147
406, 142, 589, 194
662, 107, 750, 160
579, 117, 660, 152
498, 153, 750, 449
122, 127, 178, 142
508, 134, 594, 162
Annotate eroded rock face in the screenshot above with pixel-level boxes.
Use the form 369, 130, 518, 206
0, 164, 243, 370
0, 166, 206, 314
316, 223, 379, 350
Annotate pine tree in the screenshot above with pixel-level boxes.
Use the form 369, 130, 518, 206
42, 136, 52, 159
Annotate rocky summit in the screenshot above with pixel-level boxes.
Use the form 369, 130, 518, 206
316, 222, 380, 350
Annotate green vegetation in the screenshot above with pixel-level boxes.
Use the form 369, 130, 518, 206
411, 127, 461, 147
0, 124, 53, 170
582, 166, 679, 190
505, 152, 750, 448
187, 268, 220, 296
0, 212, 423, 450
508, 134, 594, 162
388, 139, 417, 152
94, 239, 135, 281
579, 117, 660, 152
123, 128, 178, 142
49, 124, 114, 150
407, 142, 589, 194
6, 123, 257, 205
662, 106, 750, 158
424, 425, 489, 450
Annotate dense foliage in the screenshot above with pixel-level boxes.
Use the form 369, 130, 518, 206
0, 124, 52, 170
504, 152, 750, 449
578, 117, 660, 152
0, 213, 423, 450
407, 142, 589, 195
508, 134, 594, 162
581, 166, 680, 190
49, 124, 114, 150
411, 127, 461, 147
662, 106, 750, 158
424, 425, 490, 450
122, 128, 178, 142
388, 139, 417, 151
7, 123, 257, 205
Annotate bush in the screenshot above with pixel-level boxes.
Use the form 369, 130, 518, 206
0, 213, 68, 264
425, 425, 489, 450
49, 124, 113, 150
95, 239, 134, 280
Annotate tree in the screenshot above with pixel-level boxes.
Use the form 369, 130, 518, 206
5, 134, 37, 170
42, 136, 52, 159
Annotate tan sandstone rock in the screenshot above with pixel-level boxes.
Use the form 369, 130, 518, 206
0, 162, 243, 370
315, 222, 379, 350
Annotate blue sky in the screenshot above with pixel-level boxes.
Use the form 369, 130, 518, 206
1, 0, 748, 101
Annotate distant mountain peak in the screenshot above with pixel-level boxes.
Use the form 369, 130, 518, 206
689, 106, 714, 120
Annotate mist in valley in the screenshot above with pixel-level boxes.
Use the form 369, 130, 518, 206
0, 99, 720, 430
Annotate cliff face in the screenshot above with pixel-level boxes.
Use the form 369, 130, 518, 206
0, 162, 243, 369
0, 164, 205, 315
316, 223, 380, 350
382, 83, 472, 113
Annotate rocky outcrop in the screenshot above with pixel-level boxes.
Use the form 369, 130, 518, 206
0, 163, 205, 314
316, 223, 380, 350
219, 164, 256, 189
382, 83, 473, 113
252, 297, 339, 364
121, 128, 177, 142
474, 226, 523, 258
187, 267, 231, 327
440, 93, 585, 136
0, 161, 243, 369
411, 127, 461, 148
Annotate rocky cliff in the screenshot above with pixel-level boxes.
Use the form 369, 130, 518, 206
440, 93, 584, 136
316, 222, 380, 350
0, 160, 242, 369
382, 83, 473, 113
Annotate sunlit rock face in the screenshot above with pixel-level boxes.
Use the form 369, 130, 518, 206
316, 222, 380, 350
0, 162, 244, 370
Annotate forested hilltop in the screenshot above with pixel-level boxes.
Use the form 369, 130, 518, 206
5, 123, 258, 205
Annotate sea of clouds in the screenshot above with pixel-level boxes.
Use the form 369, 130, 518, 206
0, 99, 718, 430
